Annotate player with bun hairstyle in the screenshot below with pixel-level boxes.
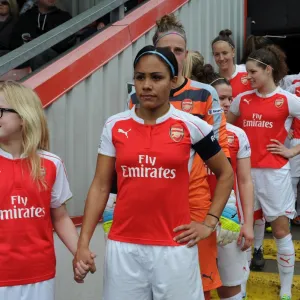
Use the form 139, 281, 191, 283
75, 45, 233, 300
212, 29, 252, 98
227, 45, 300, 300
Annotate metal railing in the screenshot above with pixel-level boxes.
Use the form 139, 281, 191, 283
0, 0, 131, 77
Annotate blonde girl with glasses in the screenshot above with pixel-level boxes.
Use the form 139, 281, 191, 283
0, 81, 92, 300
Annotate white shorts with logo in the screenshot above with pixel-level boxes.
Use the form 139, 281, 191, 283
103, 239, 204, 300
290, 139, 300, 177
217, 242, 249, 286
251, 166, 296, 222
0, 279, 55, 300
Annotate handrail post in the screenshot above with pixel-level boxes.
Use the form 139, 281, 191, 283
110, 4, 125, 22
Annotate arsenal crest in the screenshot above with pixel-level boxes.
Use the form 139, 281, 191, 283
170, 124, 184, 142
296, 87, 300, 97
241, 75, 249, 85
275, 98, 284, 108
181, 99, 193, 113
227, 135, 235, 145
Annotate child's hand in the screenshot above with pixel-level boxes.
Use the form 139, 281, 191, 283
73, 249, 96, 283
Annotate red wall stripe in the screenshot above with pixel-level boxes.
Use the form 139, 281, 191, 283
24, 0, 188, 108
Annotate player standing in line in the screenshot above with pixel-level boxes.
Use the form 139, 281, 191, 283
0, 81, 90, 300
212, 29, 252, 98
213, 30, 270, 270
74, 45, 234, 300
278, 82, 300, 226
227, 45, 300, 300
127, 14, 230, 300
240, 33, 277, 267
186, 57, 255, 300
208, 73, 254, 300
281, 77, 300, 226
280, 73, 300, 91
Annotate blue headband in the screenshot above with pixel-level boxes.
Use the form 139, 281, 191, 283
134, 51, 176, 77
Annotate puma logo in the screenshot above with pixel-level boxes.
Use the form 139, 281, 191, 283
118, 128, 131, 138
202, 272, 213, 282
280, 257, 291, 264
243, 99, 251, 105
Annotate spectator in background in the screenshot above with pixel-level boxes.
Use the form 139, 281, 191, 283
0, 0, 18, 57
10, 0, 75, 70
19, 0, 35, 14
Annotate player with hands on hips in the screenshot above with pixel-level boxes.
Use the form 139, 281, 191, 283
74, 45, 233, 300
227, 45, 300, 300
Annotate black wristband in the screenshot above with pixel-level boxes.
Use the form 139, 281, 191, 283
207, 213, 220, 221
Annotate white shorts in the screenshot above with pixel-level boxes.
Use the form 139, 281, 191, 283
0, 279, 55, 300
103, 239, 204, 300
217, 242, 249, 286
251, 167, 296, 222
290, 139, 300, 177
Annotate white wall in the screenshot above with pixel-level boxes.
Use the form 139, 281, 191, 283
54, 225, 106, 300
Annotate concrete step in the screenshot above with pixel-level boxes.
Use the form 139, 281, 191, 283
211, 272, 300, 299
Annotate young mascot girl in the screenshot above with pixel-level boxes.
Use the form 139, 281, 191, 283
0, 81, 89, 300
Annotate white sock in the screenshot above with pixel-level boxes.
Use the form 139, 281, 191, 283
254, 218, 265, 250
275, 234, 295, 298
241, 282, 247, 298
220, 292, 243, 300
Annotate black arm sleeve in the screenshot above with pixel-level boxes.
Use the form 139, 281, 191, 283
192, 131, 221, 161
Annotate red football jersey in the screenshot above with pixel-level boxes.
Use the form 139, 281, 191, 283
98, 105, 220, 246
287, 81, 300, 138
281, 73, 300, 90
230, 64, 252, 98
206, 123, 250, 207
0, 149, 72, 287
230, 87, 300, 168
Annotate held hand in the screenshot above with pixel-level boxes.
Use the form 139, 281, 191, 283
73, 248, 96, 283
238, 223, 254, 251
73, 260, 90, 283
173, 221, 213, 247
266, 139, 294, 158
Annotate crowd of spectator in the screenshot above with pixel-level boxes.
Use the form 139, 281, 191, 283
0, 0, 146, 73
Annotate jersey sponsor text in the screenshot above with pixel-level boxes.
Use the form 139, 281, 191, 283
0, 196, 46, 220
121, 155, 176, 179
243, 113, 273, 128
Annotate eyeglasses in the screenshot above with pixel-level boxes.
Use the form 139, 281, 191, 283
0, 108, 18, 118
0, 1, 9, 5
